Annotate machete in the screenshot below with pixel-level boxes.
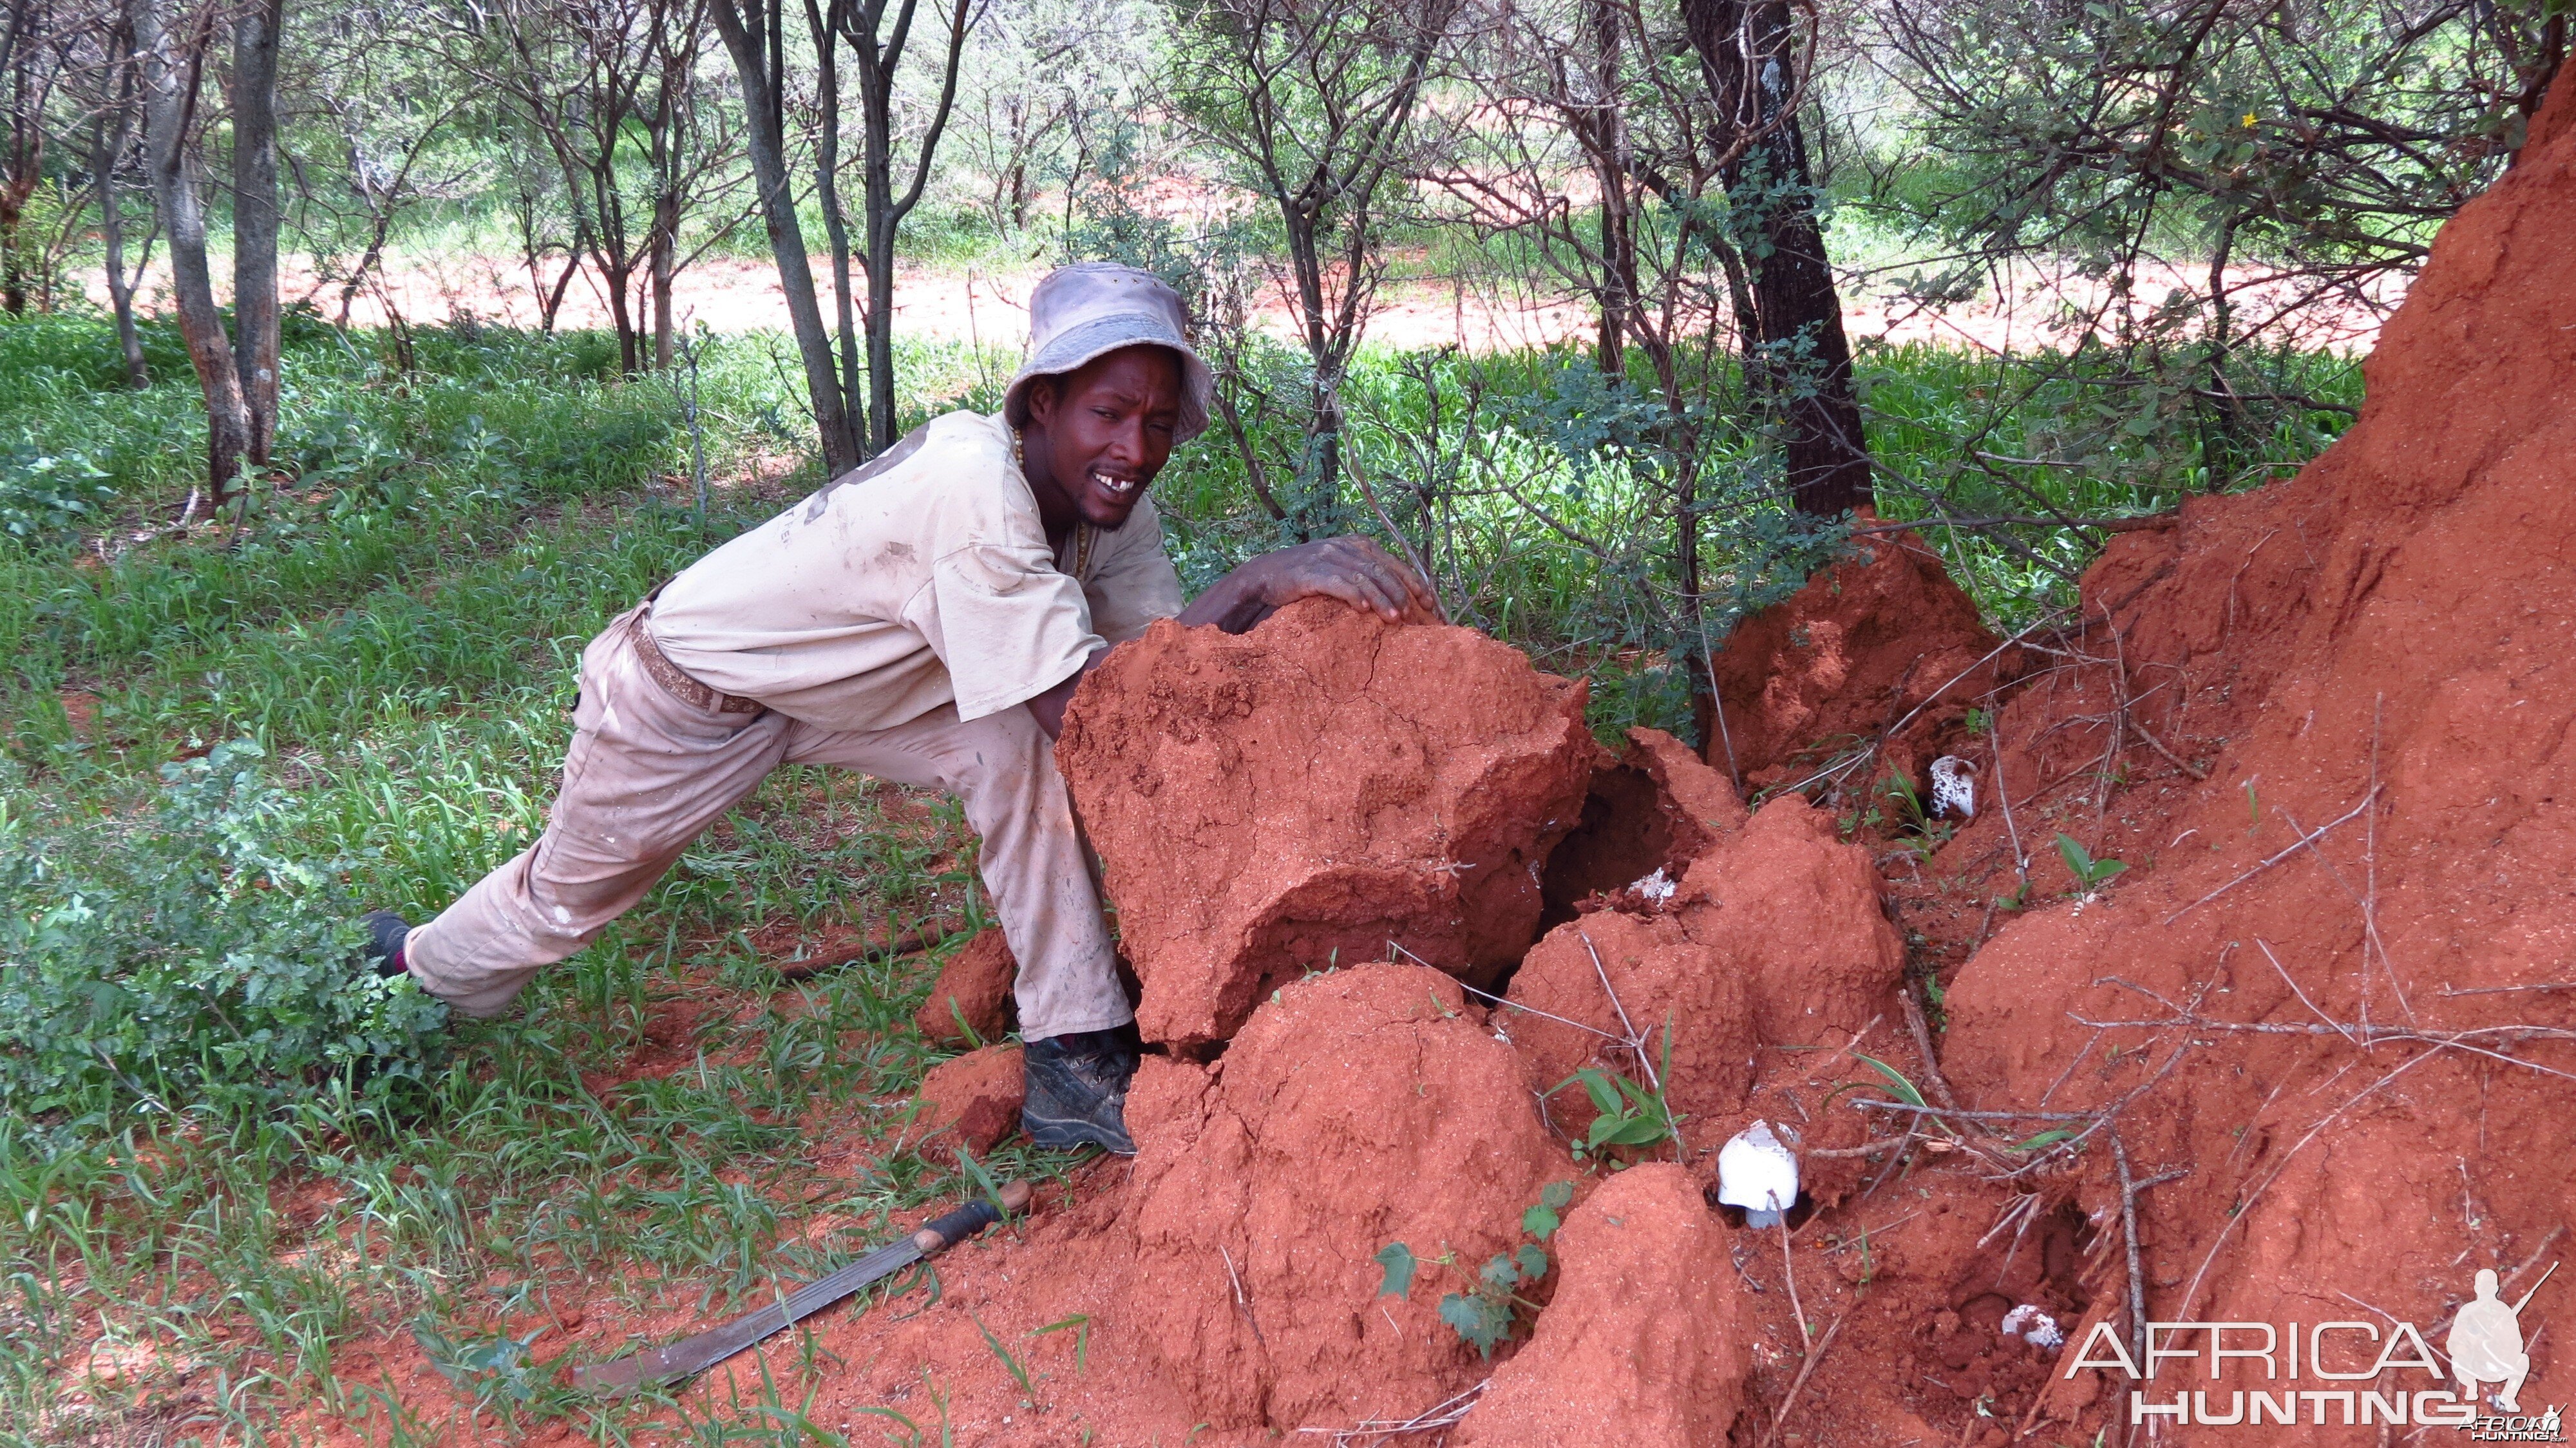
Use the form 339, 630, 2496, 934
572, 1179, 1032, 1398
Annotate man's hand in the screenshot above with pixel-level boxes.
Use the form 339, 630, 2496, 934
1177, 536, 1442, 636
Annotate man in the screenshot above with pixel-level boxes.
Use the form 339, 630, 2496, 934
361, 263, 1437, 1153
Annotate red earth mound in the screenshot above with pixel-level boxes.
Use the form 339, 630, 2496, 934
1452, 1163, 1747, 1447
1508, 906, 1757, 1146
1056, 598, 1594, 1049
913, 1043, 1023, 1155
912, 927, 1017, 1047
1510, 791, 1900, 1143
1536, 725, 1747, 924
1707, 524, 2007, 793
1117, 961, 1571, 1433
1894, 68, 2576, 1442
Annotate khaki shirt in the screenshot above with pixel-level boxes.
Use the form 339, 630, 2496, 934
648, 410, 1186, 734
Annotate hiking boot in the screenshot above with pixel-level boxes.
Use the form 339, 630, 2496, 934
361, 911, 413, 980
1021, 1027, 1139, 1155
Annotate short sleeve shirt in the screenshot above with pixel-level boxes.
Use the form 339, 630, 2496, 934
646, 410, 1186, 734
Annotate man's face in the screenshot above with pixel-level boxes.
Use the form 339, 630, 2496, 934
1027, 345, 1183, 530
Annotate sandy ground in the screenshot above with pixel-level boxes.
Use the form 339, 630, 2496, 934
82, 248, 2403, 358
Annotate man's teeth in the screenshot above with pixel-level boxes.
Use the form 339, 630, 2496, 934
1092, 471, 1138, 496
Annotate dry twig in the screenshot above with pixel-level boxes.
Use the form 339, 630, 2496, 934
1303, 1381, 1488, 1445
2161, 786, 2381, 924
1755, 1312, 1847, 1448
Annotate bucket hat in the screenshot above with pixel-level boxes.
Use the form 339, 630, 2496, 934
1001, 263, 1213, 444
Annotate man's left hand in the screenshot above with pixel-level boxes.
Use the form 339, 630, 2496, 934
1179, 536, 1443, 635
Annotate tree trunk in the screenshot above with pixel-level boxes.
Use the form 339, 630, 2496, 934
646, 65, 681, 374
129, 0, 251, 500
651, 211, 676, 371
863, 131, 896, 454
1278, 205, 1341, 536
2, 0, 65, 317
853, 0, 903, 456
601, 254, 639, 374
0, 187, 26, 315
229, 0, 283, 464
92, 104, 151, 388
1585, 0, 1631, 376
838, 0, 971, 456
708, 0, 861, 472
2508, 13, 2565, 165
542, 247, 578, 332
0, 78, 33, 313
805, 0, 866, 444
1679, 0, 1871, 517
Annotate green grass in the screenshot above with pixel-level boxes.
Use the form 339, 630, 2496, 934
0, 305, 2356, 1443
0, 314, 1074, 1446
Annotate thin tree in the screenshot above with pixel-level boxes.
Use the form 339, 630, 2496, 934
227, 0, 281, 461
709, 0, 974, 466
127, 0, 256, 499
1419, 0, 1786, 752
477, 0, 732, 375
73, 8, 153, 384
1678, 0, 1871, 517
824, 0, 972, 451
1168, 0, 1465, 535
708, 0, 862, 470
1870, 0, 2561, 490
1, 0, 73, 314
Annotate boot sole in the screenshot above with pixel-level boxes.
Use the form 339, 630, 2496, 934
1021, 1108, 1136, 1156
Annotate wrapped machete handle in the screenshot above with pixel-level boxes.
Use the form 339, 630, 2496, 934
911, 1179, 1034, 1255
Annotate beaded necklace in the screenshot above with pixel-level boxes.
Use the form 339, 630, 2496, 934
1014, 425, 1093, 578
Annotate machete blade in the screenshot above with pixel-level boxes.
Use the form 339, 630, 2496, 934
567, 1237, 925, 1398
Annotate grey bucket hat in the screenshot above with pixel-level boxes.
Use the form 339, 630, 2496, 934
1001, 263, 1214, 444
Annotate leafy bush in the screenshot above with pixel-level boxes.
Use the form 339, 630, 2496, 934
0, 741, 448, 1116
0, 437, 116, 551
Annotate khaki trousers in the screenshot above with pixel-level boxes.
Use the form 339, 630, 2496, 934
402, 605, 1129, 1038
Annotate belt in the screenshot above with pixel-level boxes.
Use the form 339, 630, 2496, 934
629, 607, 763, 715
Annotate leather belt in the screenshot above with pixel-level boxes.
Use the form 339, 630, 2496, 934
629, 607, 763, 715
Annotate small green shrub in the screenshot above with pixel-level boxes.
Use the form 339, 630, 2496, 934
2054, 831, 2128, 891
0, 437, 116, 551
1376, 1180, 1575, 1358
0, 740, 448, 1117
1557, 1065, 1676, 1161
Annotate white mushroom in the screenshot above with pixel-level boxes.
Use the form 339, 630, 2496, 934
1716, 1121, 1801, 1227
1930, 754, 1978, 821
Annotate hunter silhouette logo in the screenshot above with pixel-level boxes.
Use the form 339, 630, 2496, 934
2453, 1264, 2553, 1414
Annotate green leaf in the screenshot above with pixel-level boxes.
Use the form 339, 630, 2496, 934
1572, 1068, 1624, 1115
1857, 1054, 1927, 1108
2010, 1127, 2076, 1152
1034, 1313, 1092, 1372
1481, 1253, 1521, 1290
1374, 1242, 1416, 1299
1521, 1200, 1561, 1241
1439, 1291, 1513, 1358
1514, 1244, 1549, 1282
1540, 1180, 1575, 1210
1600, 1112, 1670, 1146
2055, 832, 2095, 879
